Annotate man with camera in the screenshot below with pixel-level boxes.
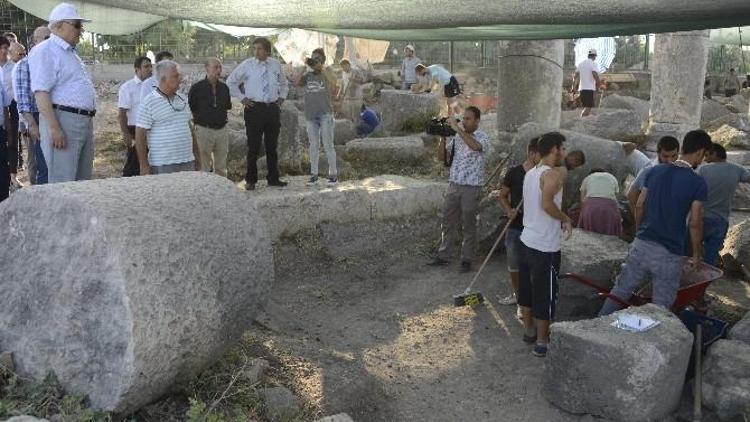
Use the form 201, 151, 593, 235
427, 106, 491, 273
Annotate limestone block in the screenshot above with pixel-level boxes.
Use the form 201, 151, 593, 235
376, 90, 441, 134
734, 183, 750, 209
227, 128, 247, 162
702, 340, 750, 420
560, 110, 644, 142
702, 99, 733, 124
316, 154, 354, 179
278, 103, 305, 173
260, 386, 302, 422
508, 123, 630, 183
252, 175, 447, 240
728, 95, 750, 114
704, 113, 749, 132
558, 229, 630, 319
543, 304, 694, 421
728, 312, 750, 346
0, 173, 274, 414
710, 124, 750, 150
5, 417, 49, 422
334, 119, 358, 145
599, 94, 650, 124
721, 220, 750, 278
345, 136, 425, 165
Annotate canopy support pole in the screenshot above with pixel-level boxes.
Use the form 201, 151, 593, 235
644, 34, 650, 70
739, 27, 746, 75
449, 41, 454, 73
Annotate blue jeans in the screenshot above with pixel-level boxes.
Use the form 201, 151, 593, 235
306, 113, 336, 176
701, 216, 729, 266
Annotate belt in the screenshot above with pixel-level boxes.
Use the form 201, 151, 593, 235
249, 101, 277, 107
53, 104, 96, 117
195, 123, 227, 130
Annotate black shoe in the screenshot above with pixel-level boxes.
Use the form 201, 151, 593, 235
268, 180, 288, 187
245, 183, 256, 191
427, 256, 449, 266
459, 261, 472, 273
522, 334, 537, 344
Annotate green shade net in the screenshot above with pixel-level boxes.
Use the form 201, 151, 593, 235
8, 0, 750, 39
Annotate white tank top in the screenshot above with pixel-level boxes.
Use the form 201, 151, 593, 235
520, 164, 563, 252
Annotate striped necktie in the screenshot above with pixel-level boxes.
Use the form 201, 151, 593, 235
261, 62, 269, 102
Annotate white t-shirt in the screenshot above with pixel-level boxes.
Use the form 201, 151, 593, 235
577, 59, 597, 91
118, 76, 145, 126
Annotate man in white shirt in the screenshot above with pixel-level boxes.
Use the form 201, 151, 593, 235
427, 106, 491, 273
572, 49, 600, 117
135, 60, 199, 175
30, 2, 97, 183
138, 51, 173, 103
0, 37, 20, 187
0, 67, 12, 201
400, 45, 420, 90
118, 55, 152, 177
227, 37, 289, 190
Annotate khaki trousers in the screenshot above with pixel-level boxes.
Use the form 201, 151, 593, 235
194, 124, 228, 177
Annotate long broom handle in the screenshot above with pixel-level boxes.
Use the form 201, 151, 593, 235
464, 199, 523, 294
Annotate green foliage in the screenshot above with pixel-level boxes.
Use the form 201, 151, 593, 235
186, 397, 224, 422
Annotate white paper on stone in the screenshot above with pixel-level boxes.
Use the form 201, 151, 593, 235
611, 314, 660, 332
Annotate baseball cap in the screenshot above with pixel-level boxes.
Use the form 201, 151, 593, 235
588, 48, 598, 55
405, 44, 415, 52
49, 3, 91, 23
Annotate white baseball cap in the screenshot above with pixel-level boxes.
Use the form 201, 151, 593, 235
588, 48, 598, 55
49, 3, 91, 23
405, 44, 415, 52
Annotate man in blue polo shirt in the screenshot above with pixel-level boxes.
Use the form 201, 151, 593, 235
600, 130, 712, 315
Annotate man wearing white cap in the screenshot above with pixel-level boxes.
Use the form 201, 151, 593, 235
572, 48, 600, 117
29, 2, 96, 183
400, 45, 420, 90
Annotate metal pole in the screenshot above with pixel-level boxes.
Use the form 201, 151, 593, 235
693, 323, 703, 422
644, 34, 650, 70
449, 41, 454, 73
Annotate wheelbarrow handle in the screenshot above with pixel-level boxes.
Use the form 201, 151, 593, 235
560, 273, 632, 308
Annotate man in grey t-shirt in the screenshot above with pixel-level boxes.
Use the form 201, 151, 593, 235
695, 143, 750, 265
294, 48, 338, 186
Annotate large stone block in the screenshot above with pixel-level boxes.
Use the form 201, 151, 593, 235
278, 103, 305, 173
728, 95, 750, 114
702, 340, 750, 420
334, 119, 358, 145
599, 94, 650, 124
709, 124, 750, 150
0, 173, 274, 414
375, 90, 441, 135
721, 220, 750, 270
560, 110, 643, 142
729, 311, 750, 346
345, 136, 425, 165
508, 122, 631, 183
543, 304, 694, 421
702, 98, 733, 124
704, 113, 749, 132
558, 229, 630, 319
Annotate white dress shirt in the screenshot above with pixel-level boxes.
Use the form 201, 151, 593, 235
29, 34, 96, 111
2, 61, 15, 102
226, 57, 289, 103
118, 76, 145, 126
0, 76, 11, 126
139, 75, 157, 102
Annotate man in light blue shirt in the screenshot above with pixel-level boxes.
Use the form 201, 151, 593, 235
227, 37, 290, 190
30, 3, 96, 183
415, 63, 462, 116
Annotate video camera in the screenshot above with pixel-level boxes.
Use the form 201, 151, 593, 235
426, 117, 458, 137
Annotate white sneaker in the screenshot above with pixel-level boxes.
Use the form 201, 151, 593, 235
497, 293, 517, 306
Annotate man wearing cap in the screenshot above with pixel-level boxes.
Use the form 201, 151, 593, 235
400, 45, 420, 90
572, 48, 600, 117
29, 2, 96, 183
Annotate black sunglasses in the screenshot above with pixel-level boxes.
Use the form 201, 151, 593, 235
63, 20, 83, 30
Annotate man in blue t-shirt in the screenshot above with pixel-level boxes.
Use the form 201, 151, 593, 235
600, 130, 711, 315
357, 104, 380, 136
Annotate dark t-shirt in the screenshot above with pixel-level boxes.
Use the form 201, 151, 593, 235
637, 163, 708, 256
188, 78, 232, 129
502, 164, 527, 229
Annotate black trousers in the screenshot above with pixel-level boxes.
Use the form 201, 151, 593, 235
122, 126, 140, 177
244, 103, 281, 184
0, 127, 9, 202
7, 101, 20, 174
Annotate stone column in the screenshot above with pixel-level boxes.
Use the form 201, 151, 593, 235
497, 40, 565, 133
646, 30, 710, 145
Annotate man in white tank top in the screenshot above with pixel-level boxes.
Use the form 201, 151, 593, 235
518, 132, 573, 358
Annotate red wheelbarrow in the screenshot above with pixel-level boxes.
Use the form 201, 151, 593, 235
560, 261, 723, 314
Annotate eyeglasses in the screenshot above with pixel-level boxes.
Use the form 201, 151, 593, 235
63, 20, 83, 30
